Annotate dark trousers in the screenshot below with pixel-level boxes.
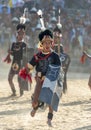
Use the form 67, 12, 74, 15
8, 67, 22, 94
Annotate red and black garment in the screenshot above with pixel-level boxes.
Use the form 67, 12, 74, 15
29, 51, 61, 76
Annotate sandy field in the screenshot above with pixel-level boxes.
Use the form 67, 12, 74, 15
0, 62, 91, 130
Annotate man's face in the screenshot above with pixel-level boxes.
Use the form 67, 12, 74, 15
42, 41, 52, 52
17, 30, 25, 41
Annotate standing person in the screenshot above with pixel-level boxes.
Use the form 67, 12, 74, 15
19, 29, 61, 126
59, 44, 71, 93
81, 51, 91, 89
4, 23, 27, 96
53, 24, 71, 93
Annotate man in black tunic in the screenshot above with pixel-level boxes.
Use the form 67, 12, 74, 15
19, 29, 61, 126
8, 24, 27, 96
53, 24, 71, 93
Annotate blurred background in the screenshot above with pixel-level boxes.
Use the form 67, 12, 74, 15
0, 0, 91, 73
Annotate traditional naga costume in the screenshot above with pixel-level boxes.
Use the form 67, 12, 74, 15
4, 24, 27, 96
53, 24, 71, 93
19, 29, 61, 125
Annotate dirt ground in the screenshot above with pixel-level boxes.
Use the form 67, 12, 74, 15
0, 62, 91, 130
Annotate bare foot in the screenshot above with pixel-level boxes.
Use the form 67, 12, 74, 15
47, 119, 52, 127
30, 108, 37, 117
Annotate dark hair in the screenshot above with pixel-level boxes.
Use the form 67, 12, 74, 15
16, 24, 26, 31
38, 29, 53, 41
53, 26, 62, 34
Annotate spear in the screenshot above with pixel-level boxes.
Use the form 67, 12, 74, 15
37, 9, 46, 31
57, 9, 62, 56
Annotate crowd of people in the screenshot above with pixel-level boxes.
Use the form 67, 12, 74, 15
0, 0, 91, 57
